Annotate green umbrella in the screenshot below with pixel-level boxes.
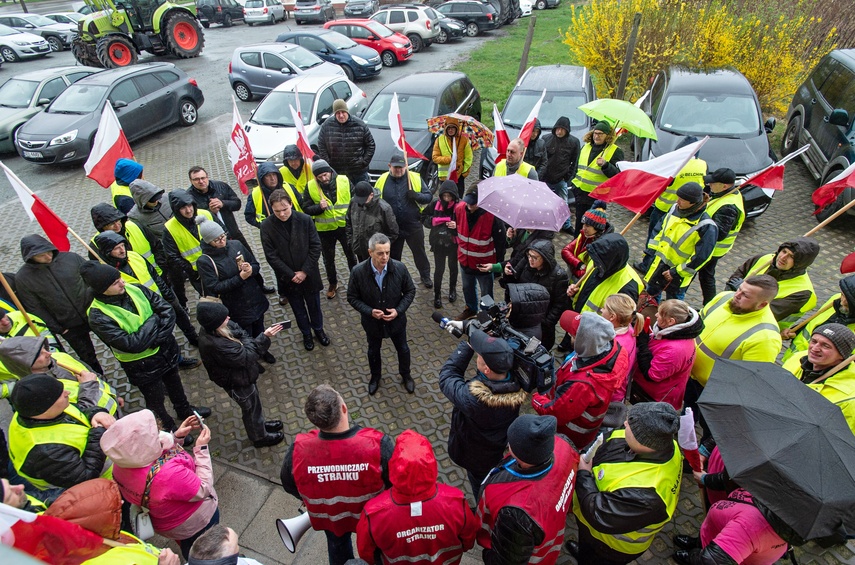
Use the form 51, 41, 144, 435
578, 98, 657, 140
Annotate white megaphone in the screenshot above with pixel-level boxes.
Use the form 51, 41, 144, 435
275, 512, 312, 552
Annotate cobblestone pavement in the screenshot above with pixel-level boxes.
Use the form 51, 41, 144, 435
0, 115, 853, 564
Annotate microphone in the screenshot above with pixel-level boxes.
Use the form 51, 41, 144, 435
432, 311, 463, 338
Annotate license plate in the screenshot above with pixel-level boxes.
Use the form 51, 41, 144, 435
23, 151, 42, 158
34, 45, 49, 52
406, 48, 412, 55
375, 64, 382, 71
299, 9, 313, 12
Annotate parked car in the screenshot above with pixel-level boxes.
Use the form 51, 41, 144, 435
343, 0, 379, 18
229, 42, 345, 102
435, 12, 466, 43
533, 0, 559, 8
16, 63, 203, 165
636, 66, 777, 218
519, 0, 533, 16
244, 0, 288, 25
0, 13, 77, 52
44, 12, 86, 25
370, 3, 439, 52
325, 19, 412, 68
0, 24, 51, 63
245, 74, 368, 162
0, 66, 100, 154
435, 1, 498, 37
276, 29, 382, 81
294, 0, 337, 24
362, 71, 481, 191
197, 0, 246, 27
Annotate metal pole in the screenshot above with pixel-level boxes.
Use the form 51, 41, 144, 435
616, 13, 642, 99
517, 15, 536, 81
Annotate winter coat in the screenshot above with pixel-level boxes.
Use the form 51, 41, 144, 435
345, 189, 399, 257
571, 234, 640, 312
127, 180, 172, 238
561, 223, 615, 279
438, 342, 529, 477
245, 162, 287, 229
431, 120, 473, 179
197, 321, 271, 390
260, 210, 323, 295
93, 231, 175, 303
502, 239, 569, 328
504, 228, 554, 269
90, 203, 167, 270
347, 258, 416, 338
16, 235, 93, 333
428, 183, 459, 250
377, 172, 432, 234
506, 282, 550, 339
163, 190, 225, 279
523, 119, 548, 180
187, 179, 245, 240
541, 116, 580, 185
197, 240, 268, 327
317, 113, 376, 177
634, 308, 704, 410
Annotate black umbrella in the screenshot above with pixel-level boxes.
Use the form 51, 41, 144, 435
698, 359, 855, 541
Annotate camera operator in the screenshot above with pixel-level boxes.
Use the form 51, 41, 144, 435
438, 326, 528, 500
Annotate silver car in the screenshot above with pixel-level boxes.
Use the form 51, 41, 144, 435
0, 24, 51, 62
0, 13, 77, 52
244, 0, 288, 25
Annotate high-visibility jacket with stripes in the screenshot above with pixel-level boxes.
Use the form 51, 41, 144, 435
253, 184, 303, 223
493, 159, 533, 178
782, 351, 855, 436
306, 176, 351, 231
375, 170, 429, 213
51, 351, 119, 416
573, 430, 682, 556
163, 209, 213, 271
744, 253, 817, 330
454, 201, 496, 269
280, 163, 312, 194
705, 190, 745, 258
572, 143, 618, 193
691, 291, 782, 386
0, 312, 50, 399
116, 250, 160, 295
652, 158, 707, 213
575, 266, 644, 314
90, 220, 162, 276
645, 206, 716, 288
477, 435, 580, 565
110, 181, 132, 209
783, 294, 855, 362
292, 427, 386, 537
87, 284, 160, 364
8, 403, 114, 490
83, 534, 161, 564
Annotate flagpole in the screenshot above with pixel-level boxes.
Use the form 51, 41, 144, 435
398, 108, 414, 194
620, 212, 644, 236
67, 227, 106, 264
804, 197, 855, 237
0, 272, 39, 336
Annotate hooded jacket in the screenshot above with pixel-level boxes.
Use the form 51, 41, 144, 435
506, 283, 550, 339
163, 190, 220, 277
244, 162, 287, 228
572, 234, 641, 312
15, 235, 92, 333
503, 239, 569, 327
260, 209, 324, 295
542, 116, 580, 185
127, 181, 172, 238
427, 181, 459, 250
523, 118, 548, 180
93, 231, 174, 302
197, 240, 268, 327
829, 277, 855, 326
317, 112, 376, 176
345, 188, 400, 257
431, 117, 474, 179
187, 178, 244, 240
197, 320, 270, 390
89, 204, 167, 270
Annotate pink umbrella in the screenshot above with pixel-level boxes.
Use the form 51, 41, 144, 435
477, 175, 570, 232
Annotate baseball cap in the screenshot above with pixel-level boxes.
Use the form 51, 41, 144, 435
352, 181, 373, 205
703, 168, 736, 185
389, 154, 406, 167
469, 328, 514, 374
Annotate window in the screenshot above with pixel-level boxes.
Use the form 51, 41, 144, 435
109, 79, 143, 104
38, 78, 67, 103
133, 73, 164, 97
389, 10, 404, 24
263, 52, 288, 72
407, 10, 418, 22
349, 24, 371, 39
451, 4, 467, 13
240, 51, 262, 68
153, 70, 180, 86
438, 87, 456, 115
372, 11, 387, 24
819, 66, 854, 109
317, 86, 335, 120
650, 73, 665, 118
300, 36, 327, 52
447, 79, 467, 110
810, 57, 836, 92
67, 71, 93, 84
331, 80, 352, 101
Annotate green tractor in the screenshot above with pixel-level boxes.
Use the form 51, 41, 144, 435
72, 0, 205, 68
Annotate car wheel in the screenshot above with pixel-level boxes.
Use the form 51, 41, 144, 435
408, 33, 423, 52
223, 13, 233, 27
340, 64, 354, 81
46, 36, 63, 52
178, 99, 198, 126
248, 21, 254, 26
535, 0, 546, 8
465, 22, 479, 37
780, 115, 801, 157
268, 15, 274, 24
233, 82, 253, 102
436, 28, 448, 44
1, 46, 19, 62
381, 50, 396, 67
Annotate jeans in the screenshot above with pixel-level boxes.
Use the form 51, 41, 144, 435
169, 297, 197, 342
227, 384, 266, 442
319, 227, 357, 286
178, 508, 220, 559
391, 226, 431, 281
366, 327, 411, 381
134, 364, 191, 431
697, 255, 721, 306
573, 186, 597, 234
433, 246, 458, 296
285, 291, 324, 337
461, 269, 494, 312
60, 324, 103, 375
547, 180, 573, 230
324, 529, 354, 565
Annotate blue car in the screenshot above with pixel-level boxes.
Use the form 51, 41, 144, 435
276, 29, 383, 82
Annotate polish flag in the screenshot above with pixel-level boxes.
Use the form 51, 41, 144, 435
812, 161, 855, 214
493, 104, 509, 164
2, 161, 70, 251
678, 408, 702, 472
290, 105, 314, 163
742, 165, 785, 191
0, 502, 108, 564
84, 104, 133, 188
388, 93, 428, 160
589, 137, 710, 214
448, 137, 459, 182
227, 98, 257, 195
519, 89, 545, 147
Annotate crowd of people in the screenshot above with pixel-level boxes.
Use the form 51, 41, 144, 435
0, 97, 852, 565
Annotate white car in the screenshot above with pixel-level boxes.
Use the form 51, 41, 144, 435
0, 24, 51, 62
44, 12, 87, 25
244, 0, 287, 25
519, 0, 533, 16
244, 75, 368, 162
0, 13, 77, 52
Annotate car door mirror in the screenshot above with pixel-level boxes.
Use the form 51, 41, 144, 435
319, 113, 330, 123
112, 100, 128, 109
37, 98, 52, 106
828, 108, 849, 127
764, 117, 776, 133
280, 67, 293, 74
24, 24, 35, 29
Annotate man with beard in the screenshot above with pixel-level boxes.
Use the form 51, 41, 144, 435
782, 274, 855, 362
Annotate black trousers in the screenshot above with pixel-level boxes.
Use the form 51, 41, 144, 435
61, 324, 103, 375
697, 255, 722, 306
573, 186, 598, 234
683, 378, 711, 443
391, 227, 431, 281
227, 384, 266, 442
238, 317, 265, 339
575, 519, 642, 565
319, 227, 357, 286
366, 327, 411, 381
285, 291, 324, 337
169, 297, 197, 342
433, 246, 458, 296
134, 364, 191, 431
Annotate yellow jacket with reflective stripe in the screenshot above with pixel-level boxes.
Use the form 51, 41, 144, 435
123, 220, 161, 275
376, 171, 428, 212
0, 312, 51, 398
163, 209, 213, 270
572, 143, 618, 192
109, 182, 132, 209
253, 183, 303, 222
692, 291, 782, 386
573, 430, 682, 555
745, 253, 817, 330
307, 175, 351, 230
782, 294, 855, 362
493, 159, 533, 179
706, 190, 745, 258
645, 206, 716, 287
119, 250, 160, 294
653, 158, 707, 212
51, 351, 119, 416
576, 266, 644, 314
783, 351, 855, 436
280, 162, 312, 194
87, 284, 160, 363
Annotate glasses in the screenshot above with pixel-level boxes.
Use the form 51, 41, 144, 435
191, 176, 208, 182
212, 234, 227, 243
527, 253, 542, 260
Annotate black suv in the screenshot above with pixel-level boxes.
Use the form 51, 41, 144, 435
343, 0, 379, 18
435, 1, 499, 36
197, 0, 245, 27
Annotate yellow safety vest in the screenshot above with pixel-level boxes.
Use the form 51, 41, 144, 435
83, 535, 160, 564
493, 159, 533, 178
8, 404, 113, 490
692, 292, 782, 386
745, 253, 817, 330
253, 184, 304, 223
572, 143, 618, 193
705, 190, 745, 258
51, 352, 118, 416
163, 209, 213, 270
0, 314, 56, 399
306, 175, 351, 231
376, 171, 429, 214
573, 430, 682, 555
119, 250, 160, 294
575, 266, 644, 313
783, 294, 854, 362
109, 181, 132, 209
88, 284, 160, 363
653, 158, 707, 213
280, 163, 312, 194
645, 206, 716, 287
783, 351, 855, 436
435, 135, 473, 179
124, 220, 161, 275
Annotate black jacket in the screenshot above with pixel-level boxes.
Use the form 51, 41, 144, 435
317, 114, 376, 176
502, 239, 569, 327
347, 258, 415, 337
93, 231, 175, 303
301, 172, 352, 218
188, 179, 245, 240
541, 116, 580, 184
90, 203, 168, 271
505, 229, 554, 267
828, 276, 855, 326
581, 140, 623, 178
505, 283, 550, 340
345, 189, 399, 257
197, 241, 268, 327
260, 211, 323, 295
707, 189, 742, 242
377, 172, 432, 234
523, 119, 547, 181
162, 190, 226, 279
197, 321, 270, 390
16, 235, 93, 333
572, 234, 639, 311
427, 182, 459, 250
244, 162, 288, 229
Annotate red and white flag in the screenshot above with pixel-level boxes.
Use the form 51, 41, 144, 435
0, 502, 107, 564
519, 89, 545, 147
2, 162, 70, 251
742, 165, 785, 191
812, 161, 855, 214
388, 93, 428, 161
448, 137, 459, 182
290, 105, 314, 164
83, 103, 133, 188
227, 97, 257, 195
589, 137, 709, 214
678, 408, 702, 473
493, 104, 509, 164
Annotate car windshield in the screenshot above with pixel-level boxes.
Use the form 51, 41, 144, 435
502, 91, 588, 130
25, 14, 57, 26
0, 24, 19, 36
364, 93, 434, 129
48, 83, 107, 113
659, 93, 761, 137
251, 91, 314, 126
245, 0, 263, 6
0, 79, 39, 108
324, 32, 356, 49
280, 47, 323, 70
365, 20, 393, 38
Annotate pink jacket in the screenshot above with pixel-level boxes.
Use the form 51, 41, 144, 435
610, 327, 637, 402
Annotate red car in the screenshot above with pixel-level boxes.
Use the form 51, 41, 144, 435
324, 19, 412, 67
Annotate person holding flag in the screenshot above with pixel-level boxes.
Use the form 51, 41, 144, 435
431, 116, 473, 194
571, 122, 623, 234
697, 168, 745, 305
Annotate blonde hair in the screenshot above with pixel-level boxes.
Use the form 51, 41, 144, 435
603, 294, 643, 336
216, 324, 242, 344
658, 299, 692, 324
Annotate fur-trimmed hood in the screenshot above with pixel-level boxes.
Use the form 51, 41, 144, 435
468, 378, 529, 408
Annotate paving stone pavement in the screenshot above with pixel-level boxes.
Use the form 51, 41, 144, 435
1, 115, 853, 564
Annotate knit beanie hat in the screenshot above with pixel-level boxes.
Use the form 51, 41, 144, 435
195, 215, 225, 244
676, 182, 704, 204
312, 159, 333, 176
11, 373, 64, 418
812, 323, 855, 358
627, 402, 680, 452
507, 414, 556, 466
582, 200, 608, 230
114, 158, 143, 185
197, 302, 229, 333
333, 99, 348, 114
592, 121, 612, 134
79, 261, 121, 295
573, 312, 615, 358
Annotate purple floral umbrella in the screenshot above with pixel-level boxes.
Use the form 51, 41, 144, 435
476, 175, 570, 232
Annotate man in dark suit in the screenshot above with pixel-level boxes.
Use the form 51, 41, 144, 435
347, 233, 416, 396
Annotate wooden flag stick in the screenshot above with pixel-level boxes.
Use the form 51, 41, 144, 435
67, 227, 105, 265
810, 353, 855, 385
788, 301, 834, 334
804, 197, 855, 237
620, 211, 644, 236
0, 272, 39, 336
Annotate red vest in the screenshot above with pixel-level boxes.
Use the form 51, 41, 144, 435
362, 484, 473, 564
292, 428, 386, 536
454, 202, 496, 269
477, 436, 579, 565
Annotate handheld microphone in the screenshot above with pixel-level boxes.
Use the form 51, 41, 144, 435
432, 311, 463, 338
